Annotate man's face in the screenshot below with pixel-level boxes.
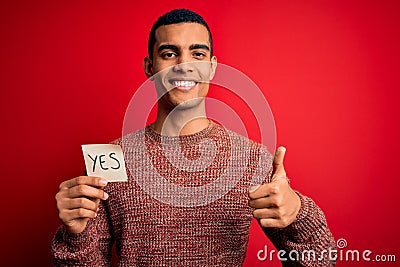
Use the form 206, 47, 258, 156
144, 22, 217, 110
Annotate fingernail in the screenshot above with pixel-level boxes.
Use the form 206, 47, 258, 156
99, 179, 108, 186
249, 185, 260, 193
94, 212, 98, 217
96, 207, 100, 212
104, 192, 109, 199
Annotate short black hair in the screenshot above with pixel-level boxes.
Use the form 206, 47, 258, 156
148, 9, 213, 59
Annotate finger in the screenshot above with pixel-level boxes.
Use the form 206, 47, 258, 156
249, 182, 280, 200
253, 208, 278, 220
249, 197, 278, 209
272, 146, 286, 174
59, 197, 99, 212
259, 218, 286, 228
59, 176, 108, 190
60, 208, 97, 222
67, 184, 109, 200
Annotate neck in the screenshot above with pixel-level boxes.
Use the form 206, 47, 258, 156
153, 99, 209, 136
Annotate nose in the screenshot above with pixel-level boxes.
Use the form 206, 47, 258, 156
173, 54, 194, 73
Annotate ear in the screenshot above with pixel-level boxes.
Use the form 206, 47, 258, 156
143, 56, 154, 79
209, 56, 218, 80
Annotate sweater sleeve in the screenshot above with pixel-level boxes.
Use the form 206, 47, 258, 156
262, 192, 337, 266
51, 199, 114, 267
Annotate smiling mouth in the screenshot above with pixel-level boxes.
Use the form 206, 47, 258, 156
170, 80, 198, 90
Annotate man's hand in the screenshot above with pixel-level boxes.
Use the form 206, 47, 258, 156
248, 147, 301, 228
55, 176, 109, 234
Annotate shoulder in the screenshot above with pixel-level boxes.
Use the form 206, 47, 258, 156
216, 124, 274, 182
109, 127, 147, 146
217, 124, 273, 158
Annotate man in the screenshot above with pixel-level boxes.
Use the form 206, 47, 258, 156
52, 9, 336, 266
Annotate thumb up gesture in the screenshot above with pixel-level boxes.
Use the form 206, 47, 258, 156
248, 147, 301, 228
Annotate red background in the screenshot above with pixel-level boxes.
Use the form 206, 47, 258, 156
1, 1, 399, 266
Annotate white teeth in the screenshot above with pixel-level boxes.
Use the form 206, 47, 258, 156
173, 80, 196, 87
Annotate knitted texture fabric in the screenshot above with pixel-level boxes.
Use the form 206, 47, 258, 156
52, 122, 336, 266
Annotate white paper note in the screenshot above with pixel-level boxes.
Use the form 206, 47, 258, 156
81, 144, 128, 182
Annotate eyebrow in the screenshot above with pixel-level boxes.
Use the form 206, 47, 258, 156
189, 44, 210, 51
158, 43, 210, 53
158, 44, 179, 52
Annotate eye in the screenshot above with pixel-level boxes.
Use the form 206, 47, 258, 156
162, 52, 177, 59
193, 52, 206, 59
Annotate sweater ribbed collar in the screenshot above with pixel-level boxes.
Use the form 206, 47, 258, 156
145, 120, 216, 146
